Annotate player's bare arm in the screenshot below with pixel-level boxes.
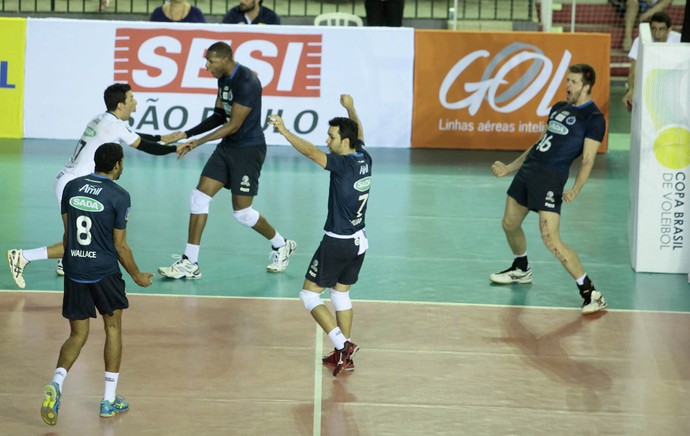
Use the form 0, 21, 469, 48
340, 94, 364, 140
491, 139, 538, 177
160, 132, 186, 144
269, 115, 327, 168
113, 228, 153, 287
563, 138, 600, 203
177, 103, 252, 160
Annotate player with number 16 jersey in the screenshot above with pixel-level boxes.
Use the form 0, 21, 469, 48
522, 100, 606, 175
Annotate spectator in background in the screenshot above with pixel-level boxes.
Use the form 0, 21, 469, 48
622, 12, 681, 111
150, 0, 207, 23
365, 0, 404, 26
622, 0, 672, 50
222, 0, 280, 25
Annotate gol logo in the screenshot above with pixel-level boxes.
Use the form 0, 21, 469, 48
439, 43, 572, 116
114, 28, 322, 97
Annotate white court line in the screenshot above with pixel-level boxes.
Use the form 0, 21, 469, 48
2, 289, 690, 315
312, 325, 323, 436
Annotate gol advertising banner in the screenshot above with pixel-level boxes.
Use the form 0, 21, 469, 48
629, 42, 690, 274
0, 17, 26, 138
24, 19, 414, 148
412, 31, 610, 150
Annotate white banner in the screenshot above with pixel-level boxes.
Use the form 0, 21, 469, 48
629, 41, 690, 273
24, 19, 414, 148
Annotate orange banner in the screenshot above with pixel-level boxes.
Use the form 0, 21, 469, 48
412, 31, 610, 151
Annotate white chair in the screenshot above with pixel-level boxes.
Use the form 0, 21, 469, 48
314, 12, 363, 27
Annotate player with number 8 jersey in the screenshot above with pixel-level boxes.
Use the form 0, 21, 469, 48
61, 167, 131, 282
6, 83, 184, 289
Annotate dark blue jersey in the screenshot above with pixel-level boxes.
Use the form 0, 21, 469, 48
61, 174, 130, 282
525, 100, 606, 173
324, 140, 372, 235
217, 64, 266, 149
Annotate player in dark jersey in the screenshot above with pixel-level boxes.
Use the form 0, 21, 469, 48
40, 143, 153, 426
269, 94, 371, 376
158, 41, 295, 280
489, 64, 608, 315
7, 83, 183, 289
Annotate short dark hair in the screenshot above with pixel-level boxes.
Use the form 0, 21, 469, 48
568, 64, 596, 93
650, 12, 672, 28
104, 83, 131, 112
94, 143, 124, 173
207, 42, 233, 60
328, 117, 358, 148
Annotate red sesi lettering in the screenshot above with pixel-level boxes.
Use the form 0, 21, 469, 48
114, 28, 322, 97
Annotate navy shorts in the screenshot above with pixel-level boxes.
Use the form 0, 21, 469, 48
507, 164, 569, 214
201, 145, 266, 196
305, 235, 366, 288
63, 272, 129, 320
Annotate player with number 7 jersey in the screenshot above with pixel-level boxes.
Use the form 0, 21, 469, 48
269, 94, 370, 376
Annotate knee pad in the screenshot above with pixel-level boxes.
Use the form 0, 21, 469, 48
233, 207, 260, 228
300, 290, 324, 312
330, 290, 352, 311
189, 189, 212, 214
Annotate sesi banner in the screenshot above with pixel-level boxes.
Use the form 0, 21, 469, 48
412, 30, 610, 150
24, 19, 414, 148
113, 28, 323, 97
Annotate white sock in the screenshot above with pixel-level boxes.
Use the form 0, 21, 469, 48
184, 244, 200, 264
327, 327, 346, 350
52, 367, 67, 392
270, 232, 286, 249
104, 372, 119, 403
23, 247, 48, 262
576, 274, 587, 286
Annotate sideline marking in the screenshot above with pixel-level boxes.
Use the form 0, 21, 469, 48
2, 290, 690, 315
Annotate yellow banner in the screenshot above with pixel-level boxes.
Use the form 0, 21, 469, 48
0, 18, 26, 138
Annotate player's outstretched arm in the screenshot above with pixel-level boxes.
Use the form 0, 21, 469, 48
160, 131, 187, 144
131, 136, 178, 156
269, 115, 327, 168
340, 94, 364, 141
113, 228, 153, 287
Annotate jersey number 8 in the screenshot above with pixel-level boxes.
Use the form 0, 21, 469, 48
76, 215, 92, 246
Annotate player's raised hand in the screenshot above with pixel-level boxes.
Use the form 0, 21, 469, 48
491, 161, 510, 177
340, 94, 354, 109
133, 272, 154, 287
161, 131, 186, 144
268, 115, 288, 135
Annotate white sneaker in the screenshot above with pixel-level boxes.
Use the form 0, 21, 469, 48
490, 264, 532, 284
266, 240, 297, 273
158, 255, 201, 279
56, 259, 64, 276
582, 290, 608, 315
7, 249, 29, 289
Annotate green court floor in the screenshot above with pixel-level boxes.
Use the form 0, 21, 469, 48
1, 82, 688, 312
